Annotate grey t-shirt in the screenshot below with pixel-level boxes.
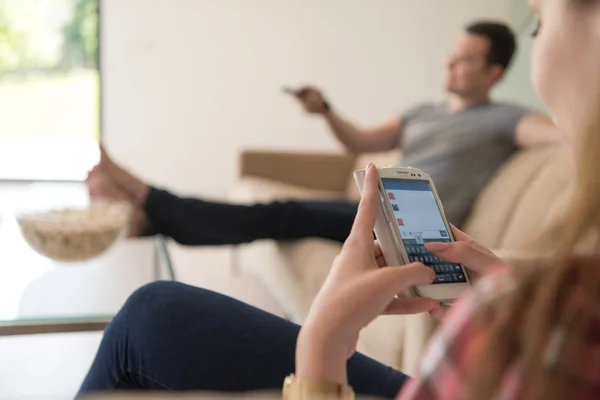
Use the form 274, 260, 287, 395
399, 102, 529, 227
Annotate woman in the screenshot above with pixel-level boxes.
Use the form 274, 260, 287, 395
293, 0, 600, 398
79, 0, 600, 398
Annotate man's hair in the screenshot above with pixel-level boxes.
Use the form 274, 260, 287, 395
466, 21, 517, 71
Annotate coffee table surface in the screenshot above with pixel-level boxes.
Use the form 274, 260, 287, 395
0, 182, 174, 336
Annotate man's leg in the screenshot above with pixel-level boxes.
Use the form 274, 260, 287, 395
88, 148, 358, 246
79, 281, 407, 398
143, 188, 358, 246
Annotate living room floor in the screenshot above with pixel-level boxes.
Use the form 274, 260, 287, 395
0, 245, 285, 399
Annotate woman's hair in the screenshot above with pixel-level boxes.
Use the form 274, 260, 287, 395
469, 11, 600, 400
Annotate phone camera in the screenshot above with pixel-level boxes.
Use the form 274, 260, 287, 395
418, 174, 421, 177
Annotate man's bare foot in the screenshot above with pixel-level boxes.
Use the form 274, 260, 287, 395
87, 166, 132, 203
86, 166, 147, 237
98, 145, 150, 205
126, 206, 149, 238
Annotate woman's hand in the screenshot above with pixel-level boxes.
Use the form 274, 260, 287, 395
295, 163, 438, 385
424, 226, 508, 320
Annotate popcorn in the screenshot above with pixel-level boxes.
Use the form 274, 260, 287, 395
17, 202, 130, 262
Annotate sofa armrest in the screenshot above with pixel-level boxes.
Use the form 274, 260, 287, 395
239, 149, 356, 192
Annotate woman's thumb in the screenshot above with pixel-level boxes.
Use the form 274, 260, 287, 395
380, 263, 436, 293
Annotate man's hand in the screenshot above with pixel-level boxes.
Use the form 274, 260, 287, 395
293, 86, 331, 114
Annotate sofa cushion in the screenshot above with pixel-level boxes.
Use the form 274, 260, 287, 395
499, 147, 575, 251
236, 239, 341, 324
463, 146, 569, 249
357, 313, 437, 377
230, 177, 344, 204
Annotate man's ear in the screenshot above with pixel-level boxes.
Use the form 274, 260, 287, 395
487, 64, 505, 86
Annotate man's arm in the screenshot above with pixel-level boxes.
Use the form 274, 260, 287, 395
293, 86, 402, 154
323, 111, 402, 154
515, 111, 566, 148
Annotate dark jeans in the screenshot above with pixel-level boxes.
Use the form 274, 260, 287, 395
142, 187, 358, 246
79, 281, 408, 398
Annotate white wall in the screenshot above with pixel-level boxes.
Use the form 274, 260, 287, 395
101, 0, 531, 198
495, 1, 547, 112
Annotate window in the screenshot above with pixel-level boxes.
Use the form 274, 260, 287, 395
0, 0, 100, 181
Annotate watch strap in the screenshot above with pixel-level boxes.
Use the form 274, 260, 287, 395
282, 373, 355, 400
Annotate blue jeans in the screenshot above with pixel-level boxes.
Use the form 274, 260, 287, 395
78, 281, 408, 398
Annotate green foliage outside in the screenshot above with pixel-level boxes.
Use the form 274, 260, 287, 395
0, 0, 99, 139
61, 0, 98, 69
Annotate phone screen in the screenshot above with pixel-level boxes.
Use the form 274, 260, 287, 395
381, 178, 467, 284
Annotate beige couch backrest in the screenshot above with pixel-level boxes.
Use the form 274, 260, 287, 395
463, 145, 574, 250
345, 150, 401, 200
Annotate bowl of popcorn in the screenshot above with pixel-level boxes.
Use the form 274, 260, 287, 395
16, 199, 131, 262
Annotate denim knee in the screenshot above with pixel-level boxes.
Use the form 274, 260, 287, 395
123, 280, 193, 316
107, 281, 190, 334
124, 281, 184, 309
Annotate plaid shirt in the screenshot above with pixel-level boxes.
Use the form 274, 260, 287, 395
397, 272, 600, 400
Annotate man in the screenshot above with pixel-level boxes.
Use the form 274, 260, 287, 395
89, 21, 563, 246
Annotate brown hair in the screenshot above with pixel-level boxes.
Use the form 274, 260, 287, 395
468, 11, 600, 400
466, 21, 517, 71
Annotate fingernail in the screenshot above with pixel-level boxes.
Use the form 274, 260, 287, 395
424, 242, 451, 252
366, 162, 374, 171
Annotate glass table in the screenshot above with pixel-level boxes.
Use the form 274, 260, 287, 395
0, 184, 175, 336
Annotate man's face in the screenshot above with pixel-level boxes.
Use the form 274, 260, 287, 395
444, 33, 501, 96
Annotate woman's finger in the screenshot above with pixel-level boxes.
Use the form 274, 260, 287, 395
450, 225, 495, 255
373, 241, 387, 268
428, 306, 449, 321
424, 240, 505, 274
346, 163, 380, 245
449, 225, 473, 242
373, 240, 383, 257
384, 297, 439, 315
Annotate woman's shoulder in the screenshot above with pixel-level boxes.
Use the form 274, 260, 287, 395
399, 263, 600, 399
467, 261, 600, 392
441, 260, 600, 359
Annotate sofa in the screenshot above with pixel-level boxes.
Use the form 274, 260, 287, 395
228, 144, 574, 376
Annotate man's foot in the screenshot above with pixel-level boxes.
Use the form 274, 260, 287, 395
125, 206, 150, 238
87, 166, 132, 203
98, 146, 150, 205
86, 166, 147, 237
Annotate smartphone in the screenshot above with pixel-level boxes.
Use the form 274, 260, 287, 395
354, 166, 470, 303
